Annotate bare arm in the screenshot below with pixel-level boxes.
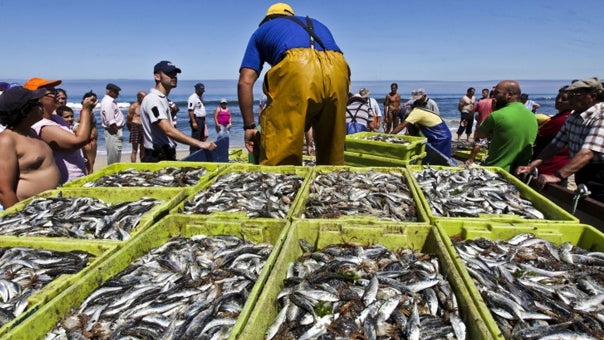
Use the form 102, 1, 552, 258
188, 109, 197, 129
536, 148, 594, 189
156, 119, 216, 150
391, 120, 410, 135
40, 97, 96, 150
127, 103, 135, 128
238, 68, 260, 153
0, 136, 19, 208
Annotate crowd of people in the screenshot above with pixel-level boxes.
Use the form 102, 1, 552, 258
1, 2, 603, 209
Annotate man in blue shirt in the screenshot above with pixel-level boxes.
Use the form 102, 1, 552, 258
237, 3, 350, 165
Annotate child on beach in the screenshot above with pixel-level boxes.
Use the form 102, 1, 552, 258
57, 105, 76, 131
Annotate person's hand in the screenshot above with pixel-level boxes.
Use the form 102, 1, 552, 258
465, 158, 474, 166
515, 165, 533, 176
244, 128, 259, 153
307, 145, 315, 156
191, 121, 198, 130
536, 174, 560, 190
82, 96, 97, 110
227, 123, 232, 131
201, 141, 217, 151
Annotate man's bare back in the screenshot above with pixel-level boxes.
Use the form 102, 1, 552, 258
0, 129, 60, 208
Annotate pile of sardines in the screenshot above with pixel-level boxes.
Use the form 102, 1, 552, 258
83, 166, 208, 187
183, 171, 304, 218
302, 170, 417, 221
0, 195, 162, 240
360, 134, 413, 145
414, 167, 545, 218
0, 247, 90, 327
46, 234, 273, 339
266, 241, 466, 339
454, 233, 604, 339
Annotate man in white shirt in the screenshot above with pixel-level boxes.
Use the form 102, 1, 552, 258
100, 83, 125, 164
140, 61, 216, 162
188, 82, 207, 153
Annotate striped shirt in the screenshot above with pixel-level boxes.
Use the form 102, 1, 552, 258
551, 102, 604, 162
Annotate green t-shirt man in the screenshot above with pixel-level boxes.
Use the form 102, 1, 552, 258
478, 102, 538, 172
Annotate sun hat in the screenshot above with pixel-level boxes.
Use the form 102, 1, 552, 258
359, 88, 370, 98
23, 77, 62, 90
220, 98, 227, 104
260, 3, 294, 25
153, 60, 182, 74
106, 83, 121, 92
411, 88, 427, 101
565, 77, 603, 92
0, 86, 47, 112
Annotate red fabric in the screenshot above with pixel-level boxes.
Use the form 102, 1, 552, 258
535, 110, 571, 175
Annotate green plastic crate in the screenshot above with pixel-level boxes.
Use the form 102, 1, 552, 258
61, 161, 223, 195
0, 188, 187, 241
290, 165, 430, 223
2, 215, 289, 340
345, 131, 427, 160
435, 220, 604, 340
172, 163, 311, 220
407, 165, 579, 224
453, 149, 488, 161
0, 237, 118, 339
344, 150, 426, 167
239, 220, 493, 340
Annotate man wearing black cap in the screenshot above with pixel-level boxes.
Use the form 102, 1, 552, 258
238, 3, 350, 165
188, 82, 208, 153
140, 60, 216, 162
0, 87, 61, 208
518, 77, 604, 202
100, 82, 125, 165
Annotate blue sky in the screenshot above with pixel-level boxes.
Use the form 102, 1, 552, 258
1, 0, 603, 82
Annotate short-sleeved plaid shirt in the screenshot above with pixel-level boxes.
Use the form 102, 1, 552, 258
551, 102, 604, 162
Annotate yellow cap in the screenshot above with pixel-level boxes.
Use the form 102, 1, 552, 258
265, 3, 294, 17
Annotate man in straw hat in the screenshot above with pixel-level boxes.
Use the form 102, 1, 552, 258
517, 77, 604, 202
238, 3, 350, 165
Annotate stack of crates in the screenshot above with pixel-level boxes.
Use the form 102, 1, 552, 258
344, 131, 427, 167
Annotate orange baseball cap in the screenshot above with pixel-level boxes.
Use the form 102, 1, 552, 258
23, 77, 62, 90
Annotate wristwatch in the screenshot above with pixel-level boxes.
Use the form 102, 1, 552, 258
553, 171, 566, 181
243, 123, 256, 131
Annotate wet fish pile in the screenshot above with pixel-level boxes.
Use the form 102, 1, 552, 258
82, 167, 208, 187
0, 247, 90, 327
359, 134, 413, 145
414, 167, 545, 219
302, 170, 418, 221
183, 171, 304, 218
0, 196, 162, 240
266, 241, 466, 339
454, 233, 604, 339
46, 234, 273, 339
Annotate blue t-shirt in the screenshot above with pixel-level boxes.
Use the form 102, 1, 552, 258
240, 16, 342, 74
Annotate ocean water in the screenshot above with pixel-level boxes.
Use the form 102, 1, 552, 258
45, 79, 565, 156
